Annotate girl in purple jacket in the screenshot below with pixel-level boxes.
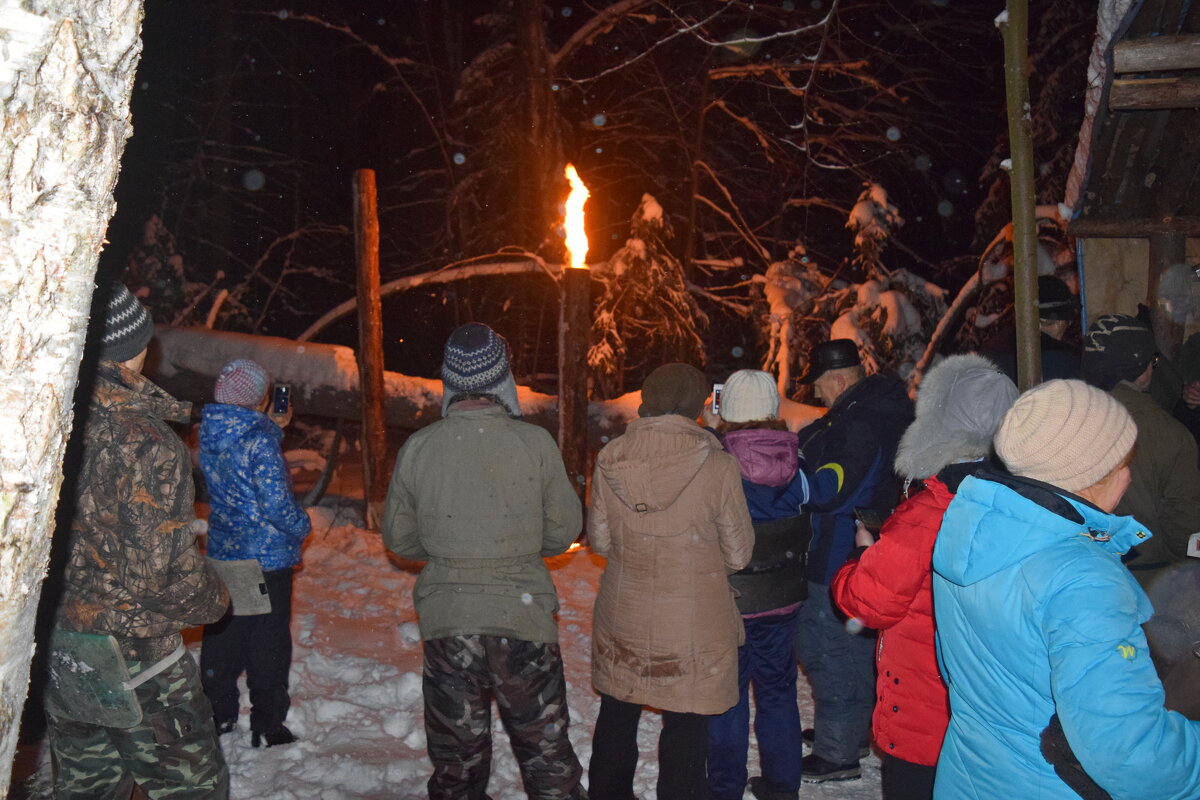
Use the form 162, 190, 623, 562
706, 370, 810, 800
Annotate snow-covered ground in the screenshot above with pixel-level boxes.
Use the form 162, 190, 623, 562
12, 499, 881, 800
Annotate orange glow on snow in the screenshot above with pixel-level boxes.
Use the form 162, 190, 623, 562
564, 164, 590, 270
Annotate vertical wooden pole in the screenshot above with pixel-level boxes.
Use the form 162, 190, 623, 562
1149, 232, 1186, 361
1002, 0, 1042, 392
354, 169, 387, 522
558, 267, 590, 502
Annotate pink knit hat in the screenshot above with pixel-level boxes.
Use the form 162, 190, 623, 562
994, 379, 1136, 492
214, 359, 270, 407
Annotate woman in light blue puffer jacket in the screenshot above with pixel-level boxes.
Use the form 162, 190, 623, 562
932, 379, 1200, 800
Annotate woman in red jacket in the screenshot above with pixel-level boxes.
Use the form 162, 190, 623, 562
830, 355, 1017, 800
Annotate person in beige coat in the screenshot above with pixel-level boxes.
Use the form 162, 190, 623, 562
588, 363, 755, 800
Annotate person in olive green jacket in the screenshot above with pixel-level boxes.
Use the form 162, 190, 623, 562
381, 322, 586, 800
1081, 314, 1200, 584
1082, 313, 1200, 719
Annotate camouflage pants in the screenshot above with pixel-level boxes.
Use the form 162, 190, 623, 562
46, 652, 229, 800
423, 635, 586, 800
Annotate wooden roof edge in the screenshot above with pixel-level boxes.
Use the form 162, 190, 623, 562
1068, 216, 1200, 237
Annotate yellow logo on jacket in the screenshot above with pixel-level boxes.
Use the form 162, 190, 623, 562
1117, 644, 1136, 660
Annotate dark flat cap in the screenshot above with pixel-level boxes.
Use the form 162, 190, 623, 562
798, 339, 862, 384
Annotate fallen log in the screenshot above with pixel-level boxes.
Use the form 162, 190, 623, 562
148, 326, 823, 446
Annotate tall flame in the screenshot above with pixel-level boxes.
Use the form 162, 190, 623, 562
564, 164, 590, 270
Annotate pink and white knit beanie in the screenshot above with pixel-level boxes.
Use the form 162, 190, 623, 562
214, 359, 270, 408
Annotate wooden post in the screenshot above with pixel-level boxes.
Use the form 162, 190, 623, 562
1002, 0, 1042, 392
354, 169, 388, 522
558, 267, 591, 501
1149, 232, 1187, 361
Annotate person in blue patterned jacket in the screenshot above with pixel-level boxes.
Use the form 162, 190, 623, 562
199, 358, 311, 748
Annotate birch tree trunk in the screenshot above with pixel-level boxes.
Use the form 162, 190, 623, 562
0, 0, 143, 790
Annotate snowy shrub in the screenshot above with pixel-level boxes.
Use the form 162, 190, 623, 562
587, 194, 708, 398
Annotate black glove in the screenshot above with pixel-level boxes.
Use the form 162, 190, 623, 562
1040, 713, 1112, 800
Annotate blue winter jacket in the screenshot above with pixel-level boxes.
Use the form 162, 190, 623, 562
932, 471, 1200, 800
199, 404, 311, 571
797, 373, 912, 583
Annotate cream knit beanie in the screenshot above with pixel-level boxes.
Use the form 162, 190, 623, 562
994, 379, 1137, 492
720, 369, 780, 423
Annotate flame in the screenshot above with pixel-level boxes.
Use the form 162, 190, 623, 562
564, 164, 590, 270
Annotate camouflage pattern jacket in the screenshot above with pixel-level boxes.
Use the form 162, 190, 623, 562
56, 360, 229, 662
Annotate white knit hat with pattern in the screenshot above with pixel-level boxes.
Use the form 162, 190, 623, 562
994, 379, 1137, 492
719, 369, 780, 423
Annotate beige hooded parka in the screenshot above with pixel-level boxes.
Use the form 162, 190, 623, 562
589, 414, 755, 715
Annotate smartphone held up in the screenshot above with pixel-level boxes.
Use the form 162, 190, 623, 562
272, 385, 291, 415
711, 383, 724, 416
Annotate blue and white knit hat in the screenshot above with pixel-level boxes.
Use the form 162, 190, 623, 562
440, 323, 520, 416
100, 283, 155, 363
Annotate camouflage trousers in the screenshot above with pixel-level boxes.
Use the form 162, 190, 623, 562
423, 635, 586, 800
46, 651, 229, 800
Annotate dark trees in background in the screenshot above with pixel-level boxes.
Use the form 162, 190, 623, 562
103, 1, 1091, 386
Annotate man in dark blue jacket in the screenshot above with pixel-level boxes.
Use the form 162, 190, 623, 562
793, 339, 913, 782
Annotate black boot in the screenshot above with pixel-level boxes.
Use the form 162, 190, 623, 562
251, 724, 297, 748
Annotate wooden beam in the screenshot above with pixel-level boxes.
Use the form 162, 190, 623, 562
557, 268, 591, 502
354, 169, 388, 519
1109, 76, 1200, 109
1002, 0, 1042, 391
1068, 216, 1200, 236
1114, 34, 1200, 73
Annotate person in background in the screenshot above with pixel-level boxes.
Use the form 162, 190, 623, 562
1080, 314, 1200, 586
589, 363, 754, 800
381, 323, 586, 800
46, 283, 230, 799
793, 339, 913, 783
932, 379, 1200, 799
706, 370, 810, 800
990, 275, 1081, 382
1172, 331, 1200, 456
831, 355, 1017, 800
199, 358, 311, 748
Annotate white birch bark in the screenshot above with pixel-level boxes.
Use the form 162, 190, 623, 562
0, 0, 143, 790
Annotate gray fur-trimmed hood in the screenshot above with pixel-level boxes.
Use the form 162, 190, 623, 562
895, 354, 1018, 481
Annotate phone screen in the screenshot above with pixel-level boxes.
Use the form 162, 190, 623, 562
272, 385, 290, 415
712, 383, 724, 415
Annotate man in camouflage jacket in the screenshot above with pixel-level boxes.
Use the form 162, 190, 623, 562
46, 284, 230, 799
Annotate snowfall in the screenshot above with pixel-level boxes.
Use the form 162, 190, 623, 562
12, 431, 883, 800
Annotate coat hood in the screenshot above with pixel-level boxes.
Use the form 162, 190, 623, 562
722, 428, 798, 487
200, 403, 280, 456
596, 414, 720, 514
933, 471, 1152, 587
895, 354, 1018, 480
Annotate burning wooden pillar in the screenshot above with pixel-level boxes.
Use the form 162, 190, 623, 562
559, 165, 591, 500
354, 169, 388, 523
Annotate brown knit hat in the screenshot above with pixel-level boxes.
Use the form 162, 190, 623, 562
994, 379, 1137, 492
638, 363, 709, 419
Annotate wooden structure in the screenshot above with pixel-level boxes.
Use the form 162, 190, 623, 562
1002, 0, 1044, 391
354, 169, 389, 517
558, 268, 590, 499
1068, 0, 1200, 359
